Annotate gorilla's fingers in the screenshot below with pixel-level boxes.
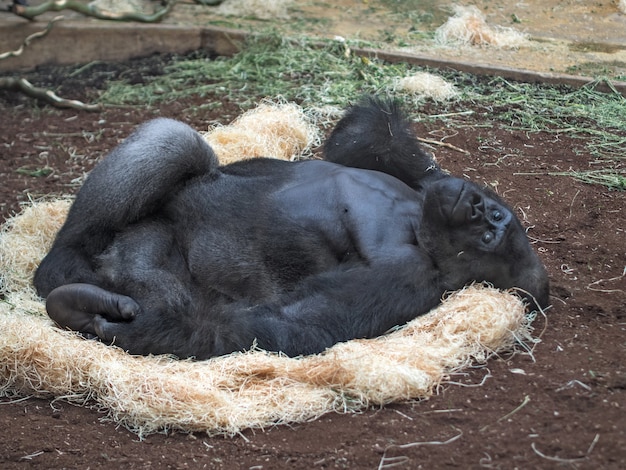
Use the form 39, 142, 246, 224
46, 283, 140, 336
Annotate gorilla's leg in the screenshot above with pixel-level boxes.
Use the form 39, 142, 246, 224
34, 118, 219, 297
324, 96, 443, 188
46, 284, 139, 338
50, 219, 208, 357
65, 119, 219, 232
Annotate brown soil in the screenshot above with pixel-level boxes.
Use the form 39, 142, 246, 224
0, 56, 625, 469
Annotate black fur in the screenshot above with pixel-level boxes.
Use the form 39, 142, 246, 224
34, 98, 549, 359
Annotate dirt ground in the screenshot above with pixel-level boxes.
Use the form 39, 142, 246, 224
1, 56, 625, 468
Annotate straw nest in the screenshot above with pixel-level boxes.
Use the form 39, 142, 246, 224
435, 6, 529, 48
0, 102, 534, 437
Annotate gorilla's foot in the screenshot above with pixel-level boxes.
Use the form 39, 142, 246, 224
46, 283, 140, 340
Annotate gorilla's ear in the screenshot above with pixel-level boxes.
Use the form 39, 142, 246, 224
324, 96, 442, 188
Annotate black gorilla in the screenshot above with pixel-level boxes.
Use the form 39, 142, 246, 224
34, 97, 549, 359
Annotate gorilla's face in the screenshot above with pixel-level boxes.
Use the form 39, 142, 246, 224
421, 177, 549, 308
428, 177, 513, 253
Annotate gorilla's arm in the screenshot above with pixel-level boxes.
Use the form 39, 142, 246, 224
249, 258, 443, 356
324, 96, 443, 188
34, 118, 219, 297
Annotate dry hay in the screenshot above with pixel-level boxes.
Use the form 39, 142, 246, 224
214, 0, 293, 20
0, 103, 535, 437
435, 5, 529, 48
203, 101, 320, 164
394, 72, 459, 101
620, 0, 626, 14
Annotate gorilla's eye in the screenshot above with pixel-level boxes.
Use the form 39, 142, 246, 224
492, 210, 502, 221
482, 232, 494, 244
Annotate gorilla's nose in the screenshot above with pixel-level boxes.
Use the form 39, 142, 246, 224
468, 192, 485, 222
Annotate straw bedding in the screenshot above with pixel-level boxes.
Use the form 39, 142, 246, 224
0, 102, 532, 436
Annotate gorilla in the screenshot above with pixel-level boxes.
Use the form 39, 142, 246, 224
33, 97, 549, 359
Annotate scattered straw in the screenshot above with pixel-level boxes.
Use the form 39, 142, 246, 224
620, 0, 626, 14
395, 72, 459, 101
531, 434, 600, 463
204, 100, 320, 163
435, 6, 528, 48
0, 102, 534, 436
215, 0, 292, 20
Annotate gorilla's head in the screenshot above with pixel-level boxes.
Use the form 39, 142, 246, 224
420, 177, 550, 310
